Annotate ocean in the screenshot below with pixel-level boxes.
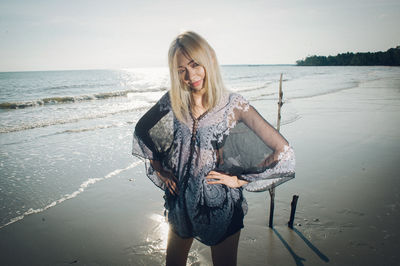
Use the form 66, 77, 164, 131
0, 65, 399, 230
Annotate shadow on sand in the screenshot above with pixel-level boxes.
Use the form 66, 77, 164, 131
272, 227, 329, 266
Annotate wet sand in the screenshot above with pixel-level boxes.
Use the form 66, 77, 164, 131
0, 74, 399, 265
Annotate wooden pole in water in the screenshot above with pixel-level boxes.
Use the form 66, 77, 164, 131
268, 73, 284, 228
277, 73, 283, 131
288, 195, 299, 228
268, 188, 275, 227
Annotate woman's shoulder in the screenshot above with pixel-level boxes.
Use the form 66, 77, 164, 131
226, 92, 250, 111
228, 92, 247, 100
157, 91, 172, 112
211, 92, 250, 114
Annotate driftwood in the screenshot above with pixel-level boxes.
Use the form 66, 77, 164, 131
276, 73, 284, 132
268, 73, 299, 228
288, 195, 299, 228
268, 188, 275, 227
268, 74, 283, 228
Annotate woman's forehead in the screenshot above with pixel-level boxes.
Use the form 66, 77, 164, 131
176, 51, 194, 67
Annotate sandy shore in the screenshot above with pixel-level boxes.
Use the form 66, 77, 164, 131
1, 74, 399, 266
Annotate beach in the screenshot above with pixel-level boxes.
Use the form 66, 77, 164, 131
0, 66, 399, 265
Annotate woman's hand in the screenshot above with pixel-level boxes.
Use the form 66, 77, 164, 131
156, 170, 179, 196
206, 171, 248, 188
150, 160, 179, 196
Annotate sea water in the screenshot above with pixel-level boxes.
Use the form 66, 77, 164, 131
0, 65, 399, 229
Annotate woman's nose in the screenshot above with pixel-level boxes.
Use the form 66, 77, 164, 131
185, 68, 195, 81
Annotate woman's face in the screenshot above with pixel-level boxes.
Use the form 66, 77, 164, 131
176, 51, 206, 92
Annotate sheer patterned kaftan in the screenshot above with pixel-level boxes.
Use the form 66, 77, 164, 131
132, 92, 295, 246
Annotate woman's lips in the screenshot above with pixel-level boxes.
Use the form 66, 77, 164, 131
191, 80, 202, 87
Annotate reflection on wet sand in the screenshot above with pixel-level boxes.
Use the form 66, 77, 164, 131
124, 213, 168, 265
148, 213, 169, 251
126, 213, 205, 265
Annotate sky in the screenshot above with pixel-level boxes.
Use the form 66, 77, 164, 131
0, 0, 399, 71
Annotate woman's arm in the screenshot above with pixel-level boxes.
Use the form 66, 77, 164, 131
135, 101, 170, 160
132, 92, 176, 191
237, 105, 295, 191
240, 105, 289, 164
207, 96, 295, 190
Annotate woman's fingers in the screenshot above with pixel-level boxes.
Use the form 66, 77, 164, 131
208, 171, 226, 176
171, 181, 178, 194
206, 171, 225, 179
206, 176, 220, 184
167, 180, 179, 195
155, 169, 179, 195
206, 180, 221, 184
171, 175, 179, 183
167, 181, 176, 195
167, 185, 176, 195
206, 173, 225, 185
207, 171, 228, 179
206, 171, 240, 188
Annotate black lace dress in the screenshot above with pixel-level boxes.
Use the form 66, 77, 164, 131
132, 92, 295, 246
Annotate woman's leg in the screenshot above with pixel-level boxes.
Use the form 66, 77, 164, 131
210, 230, 241, 266
166, 228, 194, 266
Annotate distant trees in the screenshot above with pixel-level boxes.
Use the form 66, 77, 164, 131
296, 46, 400, 66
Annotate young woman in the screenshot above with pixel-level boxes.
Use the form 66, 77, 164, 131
132, 31, 295, 266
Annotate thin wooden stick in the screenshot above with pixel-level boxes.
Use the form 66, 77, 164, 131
268, 73, 284, 228
277, 73, 283, 132
268, 188, 275, 227
288, 195, 299, 228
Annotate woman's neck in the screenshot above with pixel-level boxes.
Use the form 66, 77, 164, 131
190, 90, 207, 119
191, 93, 203, 106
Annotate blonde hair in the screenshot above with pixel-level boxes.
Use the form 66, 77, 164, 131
168, 31, 227, 121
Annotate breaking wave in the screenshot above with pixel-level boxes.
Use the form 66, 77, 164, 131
0, 87, 167, 110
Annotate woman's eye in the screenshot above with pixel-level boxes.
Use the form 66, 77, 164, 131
192, 62, 199, 67
178, 69, 185, 74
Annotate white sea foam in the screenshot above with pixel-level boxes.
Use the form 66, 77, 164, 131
0, 161, 142, 229
0, 88, 166, 110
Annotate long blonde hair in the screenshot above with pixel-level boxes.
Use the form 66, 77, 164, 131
168, 31, 227, 121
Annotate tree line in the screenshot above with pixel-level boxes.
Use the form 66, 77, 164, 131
296, 46, 400, 66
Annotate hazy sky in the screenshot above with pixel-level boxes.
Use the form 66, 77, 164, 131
1, 0, 399, 71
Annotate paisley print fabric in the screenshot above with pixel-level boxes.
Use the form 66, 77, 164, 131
132, 91, 295, 245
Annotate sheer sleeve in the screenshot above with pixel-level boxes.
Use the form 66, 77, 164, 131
132, 92, 173, 190
213, 94, 295, 192
238, 103, 295, 192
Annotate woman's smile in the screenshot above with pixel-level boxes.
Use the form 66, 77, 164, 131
190, 79, 202, 88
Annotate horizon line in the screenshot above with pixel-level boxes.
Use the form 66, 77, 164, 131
0, 64, 297, 73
